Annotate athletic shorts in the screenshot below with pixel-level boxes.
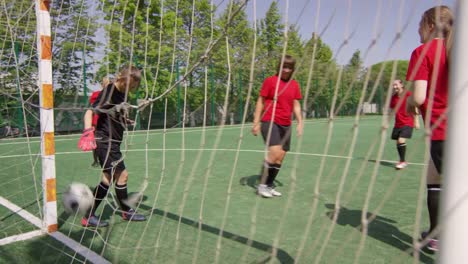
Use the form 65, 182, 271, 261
391, 126, 413, 140
95, 142, 126, 174
430, 140, 444, 174
261, 121, 292, 151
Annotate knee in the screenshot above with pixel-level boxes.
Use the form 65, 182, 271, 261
116, 170, 129, 184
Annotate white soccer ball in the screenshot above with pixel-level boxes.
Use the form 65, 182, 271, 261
62, 182, 94, 215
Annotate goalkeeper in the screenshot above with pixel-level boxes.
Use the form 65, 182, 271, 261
251, 55, 303, 198
78, 66, 146, 227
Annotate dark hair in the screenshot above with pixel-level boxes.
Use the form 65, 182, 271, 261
276, 55, 296, 75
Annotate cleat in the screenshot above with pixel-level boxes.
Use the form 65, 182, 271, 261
395, 161, 408, 170
268, 187, 282, 197
427, 239, 438, 251
81, 215, 109, 227
420, 231, 429, 240
257, 184, 273, 198
122, 209, 146, 221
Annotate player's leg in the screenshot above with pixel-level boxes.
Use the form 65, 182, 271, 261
423, 140, 443, 251
395, 126, 413, 169
264, 124, 291, 196
82, 147, 112, 227
258, 122, 282, 198
110, 154, 146, 221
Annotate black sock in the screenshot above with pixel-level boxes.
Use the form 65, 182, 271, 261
90, 182, 109, 215
115, 183, 131, 212
427, 184, 441, 234
266, 164, 281, 187
397, 143, 406, 162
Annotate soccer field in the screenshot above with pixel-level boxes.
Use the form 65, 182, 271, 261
0, 116, 436, 263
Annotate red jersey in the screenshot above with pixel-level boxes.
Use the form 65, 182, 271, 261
260, 75, 302, 126
406, 39, 448, 140
89, 91, 101, 126
390, 91, 414, 128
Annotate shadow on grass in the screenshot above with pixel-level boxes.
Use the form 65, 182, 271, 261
239, 174, 284, 190
149, 206, 294, 264
53, 193, 293, 263
367, 159, 396, 168
324, 204, 434, 264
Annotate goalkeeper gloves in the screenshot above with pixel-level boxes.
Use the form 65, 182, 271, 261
78, 127, 96, 151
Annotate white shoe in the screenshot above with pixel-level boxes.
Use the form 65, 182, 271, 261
257, 184, 273, 198
268, 187, 282, 197
395, 161, 408, 169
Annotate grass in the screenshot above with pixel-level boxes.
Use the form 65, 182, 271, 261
0, 116, 436, 263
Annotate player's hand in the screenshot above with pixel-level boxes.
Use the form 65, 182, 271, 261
251, 123, 260, 136
415, 122, 420, 130
126, 118, 136, 126
296, 122, 303, 137
78, 127, 96, 151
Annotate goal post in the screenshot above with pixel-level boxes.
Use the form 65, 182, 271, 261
35, 0, 57, 233
440, 0, 468, 262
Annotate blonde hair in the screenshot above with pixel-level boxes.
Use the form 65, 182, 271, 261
421, 5, 454, 62
101, 77, 111, 89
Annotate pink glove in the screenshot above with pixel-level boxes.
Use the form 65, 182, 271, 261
78, 127, 96, 151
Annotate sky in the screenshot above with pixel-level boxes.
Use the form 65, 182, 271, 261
217, 0, 456, 66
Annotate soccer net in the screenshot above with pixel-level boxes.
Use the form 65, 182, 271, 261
0, 0, 465, 263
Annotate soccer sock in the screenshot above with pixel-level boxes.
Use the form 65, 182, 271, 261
427, 184, 441, 234
90, 182, 109, 215
115, 183, 131, 212
266, 163, 281, 187
397, 143, 406, 162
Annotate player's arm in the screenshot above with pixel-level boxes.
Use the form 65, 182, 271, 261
406, 80, 427, 114
251, 96, 265, 136
293, 99, 303, 137
83, 110, 93, 130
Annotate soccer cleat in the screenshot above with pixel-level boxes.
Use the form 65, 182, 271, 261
122, 209, 146, 221
427, 239, 438, 251
420, 231, 429, 240
268, 187, 282, 197
395, 161, 408, 170
257, 184, 273, 198
81, 215, 109, 227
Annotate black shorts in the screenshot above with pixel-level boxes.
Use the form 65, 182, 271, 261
391, 126, 413, 140
261, 121, 292, 151
431, 140, 444, 174
95, 142, 126, 174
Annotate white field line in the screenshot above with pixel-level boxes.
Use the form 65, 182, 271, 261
0, 196, 110, 264
0, 230, 44, 246
0, 117, 375, 146
0, 148, 426, 166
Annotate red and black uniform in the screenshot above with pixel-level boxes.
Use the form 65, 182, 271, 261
89, 91, 101, 127
390, 91, 414, 140
406, 38, 448, 173
260, 75, 302, 151
92, 84, 128, 174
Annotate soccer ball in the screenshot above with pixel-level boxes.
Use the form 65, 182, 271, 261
62, 182, 94, 215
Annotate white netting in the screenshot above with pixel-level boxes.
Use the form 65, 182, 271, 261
0, 0, 461, 263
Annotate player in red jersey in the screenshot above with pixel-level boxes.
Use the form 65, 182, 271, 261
251, 55, 303, 198
405, 5, 453, 251
389, 80, 420, 169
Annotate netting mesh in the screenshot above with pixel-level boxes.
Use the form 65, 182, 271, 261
0, 0, 459, 263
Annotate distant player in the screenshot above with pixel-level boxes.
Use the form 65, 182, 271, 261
251, 55, 303, 198
405, 5, 453, 251
78, 66, 146, 227
389, 80, 420, 169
